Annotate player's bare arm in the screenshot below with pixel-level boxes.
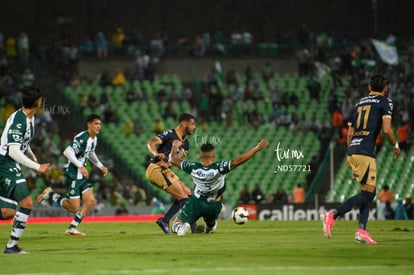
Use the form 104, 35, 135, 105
382, 116, 401, 159
231, 139, 269, 169
147, 136, 166, 160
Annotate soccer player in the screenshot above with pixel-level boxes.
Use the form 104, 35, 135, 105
169, 139, 269, 235
322, 74, 401, 244
145, 113, 196, 234
37, 114, 108, 236
0, 87, 50, 254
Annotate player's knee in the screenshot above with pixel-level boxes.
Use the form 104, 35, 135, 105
19, 197, 34, 209
89, 198, 97, 207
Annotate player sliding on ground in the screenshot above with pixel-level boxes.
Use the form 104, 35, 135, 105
167, 139, 269, 235
37, 114, 109, 236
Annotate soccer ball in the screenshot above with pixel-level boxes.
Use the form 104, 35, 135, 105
231, 207, 249, 225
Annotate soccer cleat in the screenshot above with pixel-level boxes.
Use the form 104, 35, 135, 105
204, 221, 217, 234
156, 218, 171, 234
355, 228, 377, 244
322, 211, 335, 238
177, 223, 191, 236
36, 186, 52, 204
4, 245, 29, 254
65, 228, 86, 236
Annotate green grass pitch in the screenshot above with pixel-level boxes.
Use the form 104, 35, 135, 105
1, 220, 414, 275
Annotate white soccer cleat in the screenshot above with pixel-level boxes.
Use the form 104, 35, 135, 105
36, 187, 53, 204
65, 228, 86, 236
177, 223, 191, 236
204, 221, 217, 234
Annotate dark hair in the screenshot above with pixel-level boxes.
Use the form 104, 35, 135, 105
179, 113, 195, 122
21, 86, 42, 108
86, 114, 102, 124
370, 74, 389, 92
200, 143, 215, 152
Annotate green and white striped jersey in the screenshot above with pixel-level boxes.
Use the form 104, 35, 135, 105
0, 109, 35, 166
64, 131, 98, 179
181, 160, 231, 201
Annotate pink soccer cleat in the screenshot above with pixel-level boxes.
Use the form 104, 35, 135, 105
355, 228, 377, 244
322, 211, 335, 238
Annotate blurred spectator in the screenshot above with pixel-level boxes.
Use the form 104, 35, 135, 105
99, 92, 110, 112
5, 36, 17, 60
248, 110, 262, 130
115, 204, 129, 215
238, 185, 251, 204
0, 100, 16, 123
292, 183, 306, 204
103, 106, 120, 124
163, 102, 177, 120
251, 184, 265, 204
134, 120, 144, 136
404, 194, 414, 220
395, 200, 408, 220
123, 119, 134, 135
17, 32, 29, 63
397, 122, 410, 152
273, 188, 289, 204
378, 184, 394, 203
296, 48, 312, 76
279, 110, 292, 128
87, 91, 99, 109
153, 118, 165, 134
306, 77, 321, 102
297, 113, 310, 132
112, 68, 126, 86
95, 31, 108, 58
111, 27, 125, 55
99, 69, 112, 87
133, 184, 147, 205
332, 107, 344, 129
384, 201, 395, 220
79, 36, 94, 57
20, 68, 35, 88
262, 62, 274, 84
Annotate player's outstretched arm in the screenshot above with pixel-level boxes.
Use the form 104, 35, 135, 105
230, 139, 269, 170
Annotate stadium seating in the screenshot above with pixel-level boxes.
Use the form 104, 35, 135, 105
61, 72, 356, 206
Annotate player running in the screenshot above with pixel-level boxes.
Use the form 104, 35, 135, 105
37, 114, 108, 236
322, 74, 401, 244
145, 113, 195, 234
0, 87, 50, 254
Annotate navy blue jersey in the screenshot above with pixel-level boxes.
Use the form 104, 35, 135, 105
149, 129, 190, 163
347, 93, 393, 157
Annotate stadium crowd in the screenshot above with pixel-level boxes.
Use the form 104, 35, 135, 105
1, 27, 413, 217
